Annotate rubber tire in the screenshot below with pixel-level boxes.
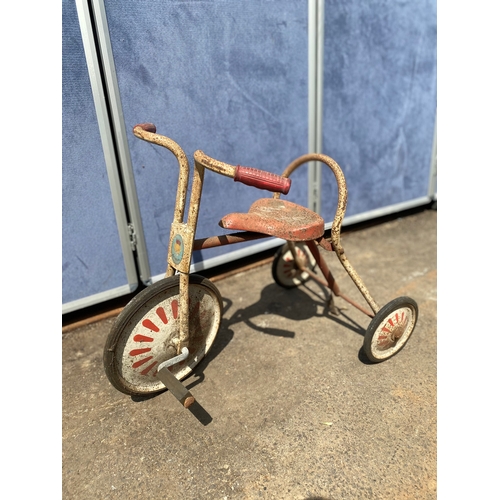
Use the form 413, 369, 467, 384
103, 274, 222, 396
363, 296, 418, 363
271, 242, 316, 289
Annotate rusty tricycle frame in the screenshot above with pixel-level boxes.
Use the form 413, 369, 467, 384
103, 123, 418, 409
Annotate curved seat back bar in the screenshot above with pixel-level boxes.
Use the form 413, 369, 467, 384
275, 153, 378, 314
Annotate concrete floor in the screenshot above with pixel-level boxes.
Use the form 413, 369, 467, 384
62, 208, 437, 499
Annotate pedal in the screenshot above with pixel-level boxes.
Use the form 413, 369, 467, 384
156, 367, 195, 408
156, 347, 195, 408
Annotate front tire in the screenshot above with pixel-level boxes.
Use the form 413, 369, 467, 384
103, 275, 222, 396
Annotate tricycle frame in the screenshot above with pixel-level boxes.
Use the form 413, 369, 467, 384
133, 124, 379, 348
103, 123, 418, 409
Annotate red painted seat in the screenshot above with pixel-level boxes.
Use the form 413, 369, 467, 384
219, 198, 325, 241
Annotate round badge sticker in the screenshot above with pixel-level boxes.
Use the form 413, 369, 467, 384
171, 234, 184, 265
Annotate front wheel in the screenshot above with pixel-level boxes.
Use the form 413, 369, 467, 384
363, 296, 418, 363
103, 274, 222, 396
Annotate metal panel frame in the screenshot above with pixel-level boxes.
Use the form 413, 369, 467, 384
91, 0, 152, 285
64, 0, 436, 309
428, 115, 437, 200
308, 0, 324, 214
64, 0, 140, 314
98, 0, 315, 285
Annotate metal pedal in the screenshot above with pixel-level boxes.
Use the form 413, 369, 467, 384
156, 347, 195, 408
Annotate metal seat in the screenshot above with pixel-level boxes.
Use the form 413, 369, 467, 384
219, 198, 325, 241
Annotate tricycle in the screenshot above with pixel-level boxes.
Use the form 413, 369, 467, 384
103, 123, 418, 409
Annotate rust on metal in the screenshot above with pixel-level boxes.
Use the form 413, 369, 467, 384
193, 231, 268, 251
168, 222, 194, 274
219, 198, 325, 241
274, 153, 347, 244
121, 121, 401, 416
274, 153, 379, 315
177, 272, 190, 352
133, 124, 190, 227
337, 292, 376, 318
194, 150, 236, 178
305, 240, 340, 295
133, 124, 191, 278
133, 124, 382, 367
316, 237, 334, 252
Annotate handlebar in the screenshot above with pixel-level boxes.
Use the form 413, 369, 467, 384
133, 124, 291, 195
194, 150, 291, 195
132, 123, 188, 164
234, 165, 291, 194
133, 123, 157, 134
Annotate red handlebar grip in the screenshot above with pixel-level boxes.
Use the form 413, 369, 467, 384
234, 166, 291, 195
133, 123, 157, 133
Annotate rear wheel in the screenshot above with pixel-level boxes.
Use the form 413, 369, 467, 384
103, 274, 222, 396
363, 296, 418, 363
272, 242, 316, 288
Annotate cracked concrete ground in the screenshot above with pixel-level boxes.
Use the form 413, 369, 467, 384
62, 208, 437, 499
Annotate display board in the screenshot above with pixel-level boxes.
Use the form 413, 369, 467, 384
102, 0, 310, 280
62, 0, 137, 312
320, 0, 437, 224
62, 0, 436, 313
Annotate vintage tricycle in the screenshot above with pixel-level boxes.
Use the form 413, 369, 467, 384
103, 123, 418, 409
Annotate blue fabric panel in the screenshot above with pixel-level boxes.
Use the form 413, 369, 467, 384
62, 0, 129, 304
104, 0, 309, 277
321, 0, 437, 222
